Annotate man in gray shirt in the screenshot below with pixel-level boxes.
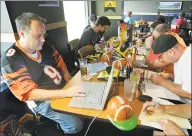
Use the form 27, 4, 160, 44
77, 16, 111, 50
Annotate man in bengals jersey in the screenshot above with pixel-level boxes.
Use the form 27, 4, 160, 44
1, 12, 85, 135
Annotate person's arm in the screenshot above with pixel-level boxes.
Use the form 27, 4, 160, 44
161, 79, 191, 99
159, 72, 174, 81
144, 101, 191, 118
28, 85, 85, 101
98, 42, 106, 49
150, 74, 192, 99
1, 53, 85, 102
143, 32, 152, 39
163, 104, 191, 118
144, 102, 189, 136
158, 119, 186, 136
52, 47, 71, 82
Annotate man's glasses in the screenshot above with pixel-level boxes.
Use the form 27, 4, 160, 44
26, 32, 48, 40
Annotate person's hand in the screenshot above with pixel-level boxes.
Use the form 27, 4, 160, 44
143, 101, 165, 115
158, 119, 186, 136
150, 74, 165, 85
65, 85, 85, 97
159, 72, 170, 79
98, 42, 106, 49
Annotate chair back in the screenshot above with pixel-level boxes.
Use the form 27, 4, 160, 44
67, 39, 80, 62
68, 39, 80, 52
77, 45, 94, 59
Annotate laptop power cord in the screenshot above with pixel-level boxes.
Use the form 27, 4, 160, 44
84, 84, 116, 136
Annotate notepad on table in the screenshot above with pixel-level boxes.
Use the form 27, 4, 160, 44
143, 113, 191, 129
87, 62, 108, 73
143, 82, 181, 101
139, 98, 191, 130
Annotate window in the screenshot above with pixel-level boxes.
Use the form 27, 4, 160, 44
63, 1, 88, 41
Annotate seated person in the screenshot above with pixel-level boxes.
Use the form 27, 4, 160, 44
1, 12, 85, 135
77, 16, 111, 51
156, 15, 166, 24
145, 24, 172, 73
172, 12, 186, 33
83, 14, 104, 42
144, 101, 191, 136
146, 24, 186, 73
83, 14, 97, 31
143, 21, 162, 39
148, 35, 191, 103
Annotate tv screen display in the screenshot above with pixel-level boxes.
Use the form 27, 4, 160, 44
159, 2, 182, 10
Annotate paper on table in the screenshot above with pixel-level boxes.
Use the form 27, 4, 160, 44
141, 121, 189, 136
139, 98, 191, 130
136, 46, 147, 55
144, 113, 191, 129
87, 62, 108, 73
136, 55, 145, 61
144, 82, 181, 101
135, 55, 148, 68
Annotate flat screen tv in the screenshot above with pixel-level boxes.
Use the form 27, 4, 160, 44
159, 2, 182, 10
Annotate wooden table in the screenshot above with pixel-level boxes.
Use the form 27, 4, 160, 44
51, 71, 144, 124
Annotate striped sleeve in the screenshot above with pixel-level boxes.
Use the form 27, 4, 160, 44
52, 47, 67, 74
1, 53, 37, 102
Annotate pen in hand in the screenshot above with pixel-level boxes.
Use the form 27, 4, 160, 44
144, 101, 160, 115
152, 101, 160, 107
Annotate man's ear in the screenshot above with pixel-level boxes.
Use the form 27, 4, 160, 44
98, 24, 103, 29
19, 30, 25, 38
168, 49, 175, 56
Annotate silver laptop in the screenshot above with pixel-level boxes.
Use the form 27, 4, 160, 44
69, 66, 114, 110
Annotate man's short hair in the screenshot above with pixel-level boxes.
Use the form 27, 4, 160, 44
95, 16, 111, 26
15, 12, 46, 33
150, 21, 162, 30
89, 14, 97, 22
180, 12, 185, 18
153, 24, 171, 34
148, 35, 178, 61
157, 15, 165, 23
128, 11, 132, 16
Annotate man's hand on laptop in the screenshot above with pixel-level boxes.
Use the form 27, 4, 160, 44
65, 85, 86, 97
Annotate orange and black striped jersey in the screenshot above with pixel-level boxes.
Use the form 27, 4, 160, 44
1, 41, 67, 102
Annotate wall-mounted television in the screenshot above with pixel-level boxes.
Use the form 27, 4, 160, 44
159, 2, 182, 10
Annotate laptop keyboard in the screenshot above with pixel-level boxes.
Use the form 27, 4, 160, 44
82, 82, 106, 105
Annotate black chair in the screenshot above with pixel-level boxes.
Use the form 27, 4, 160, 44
0, 84, 64, 136
178, 30, 189, 45
0, 86, 32, 117
67, 39, 80, 76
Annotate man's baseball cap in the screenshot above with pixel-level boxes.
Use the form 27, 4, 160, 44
89, 14, 97, 22
148, 34, 178, 61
